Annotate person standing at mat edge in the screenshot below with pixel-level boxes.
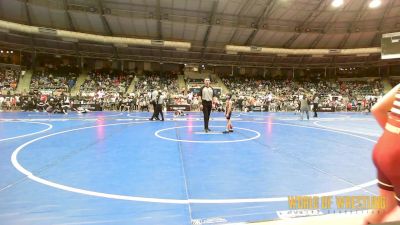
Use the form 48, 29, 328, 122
313, 93, 319, 118
149, 88, 159, 121
299, 96, 310, 120
155, 90, 164, 121
364, 83, 400, 225
199, 78, 214, 133
223, 94, 234, 134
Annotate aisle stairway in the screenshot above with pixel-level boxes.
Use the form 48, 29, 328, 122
71, 70, 88, 96
16, 70, 33, 94
126, 76, 138, 93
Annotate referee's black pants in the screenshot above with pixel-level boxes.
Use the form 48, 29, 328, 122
202, 100, 212, 130
313, 103, 318, 117
150, 102, 158, 119
156, 104, 164, 121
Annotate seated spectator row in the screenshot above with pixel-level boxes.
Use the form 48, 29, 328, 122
30, 64, 78, 94
0, 69, 390, 113
135, 72, 180, 96
0, 65, 20, 92
79, 69, 134, 97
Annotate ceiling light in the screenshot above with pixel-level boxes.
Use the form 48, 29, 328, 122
10, 50, 13, 53
331, 0, 343, 8
369, 0, 381, 8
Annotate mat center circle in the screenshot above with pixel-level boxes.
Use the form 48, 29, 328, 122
154, 125, 261, 143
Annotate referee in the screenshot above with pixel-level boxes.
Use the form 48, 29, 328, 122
149, 88, 159, 120
199, 78, 214, 133
313, 94, 320, 118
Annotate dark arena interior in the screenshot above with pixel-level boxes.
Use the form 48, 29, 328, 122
1, 0, 400, 225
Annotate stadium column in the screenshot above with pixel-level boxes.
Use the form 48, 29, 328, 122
116, 60, 122, 71
32, 50, 37, 70
79, 56, 84, 71
19, 50, 22, 67
292, 67, 295, 79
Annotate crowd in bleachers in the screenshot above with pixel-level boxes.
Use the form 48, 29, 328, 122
128, 72, 181, 110
0, 66, 20, 92
0, 63, 391, 113
79, 69, 134, 97
135, 73, 180, 95
76, 69, 135, 111
219, 76, 383, 112
30, 64, 78, 94
391, 79, 400, 87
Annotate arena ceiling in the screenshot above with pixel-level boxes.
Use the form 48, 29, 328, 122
0, 0, 399, 67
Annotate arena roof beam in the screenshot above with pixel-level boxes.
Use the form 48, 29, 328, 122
156, 0, 163, 63
283, 0, 329, 48
337, 1, 370, 49
228, 0, 253, 44
24, 0, 33, 26
97, 0, 119, 59
63, 0, 80, 56
235, 0, 279, 70
307, 14, 344, 48
229, 0, 262, 68
308, 34, 324, 49
23, 0, 36, 49
156, 0, 162, 40
307, 0, 356, 49
63, 0, 76, 31
200, 0, 218, 62
14, 0, 399, 36
97, 0, 113, 35
244, 0, 277, 46
370, 0, 395, 46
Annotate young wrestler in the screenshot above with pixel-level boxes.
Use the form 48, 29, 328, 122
223, 94, 233, 134
364, 83, 400, 224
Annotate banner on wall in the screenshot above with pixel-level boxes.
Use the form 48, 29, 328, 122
252, 106, 262, 111
167, 104, 191, 111
72, 103, 103, 111
318, 107, 335, 112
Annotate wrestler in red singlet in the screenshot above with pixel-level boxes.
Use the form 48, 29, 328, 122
365, 84, 400, 224
373, 91, 400, 201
